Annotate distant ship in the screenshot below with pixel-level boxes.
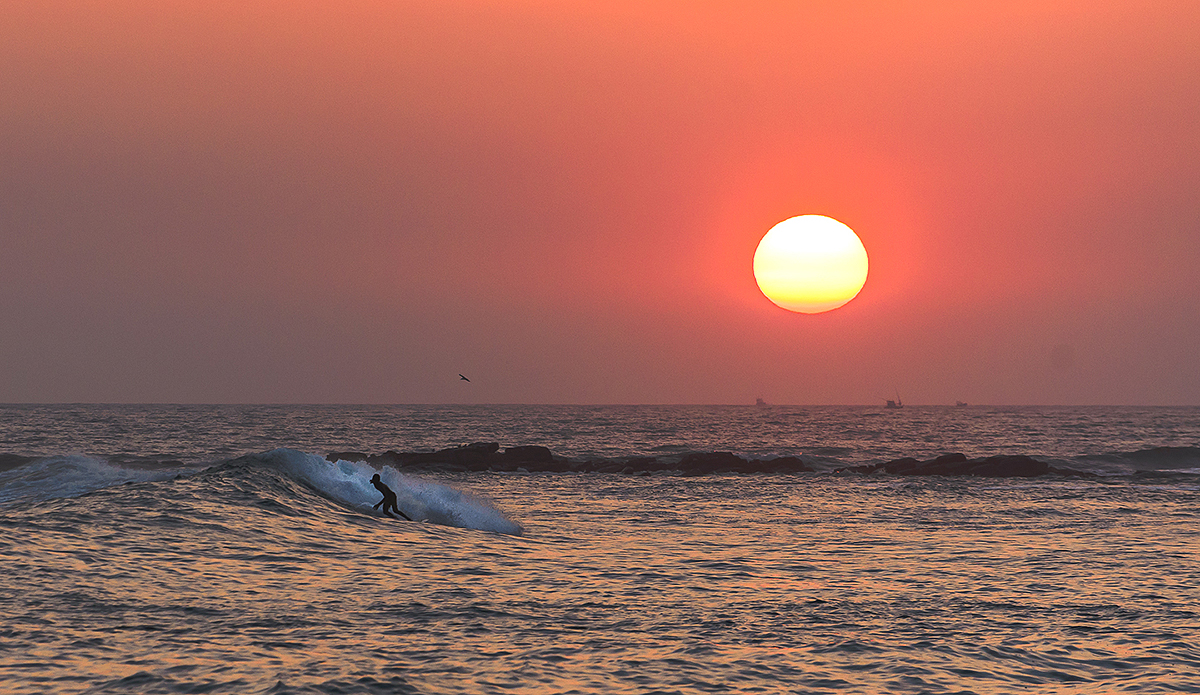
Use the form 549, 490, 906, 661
884, 392, 903, 409
755, 397, 768, 407
955, 401, 968, 407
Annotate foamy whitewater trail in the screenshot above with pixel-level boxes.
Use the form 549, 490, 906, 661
262, 448, 523, 535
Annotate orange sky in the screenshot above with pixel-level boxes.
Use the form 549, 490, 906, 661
2, 1, 1198, 404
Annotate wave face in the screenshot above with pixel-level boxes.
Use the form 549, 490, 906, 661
1116, 445, 1200, 471
0, 454, 188, 506
267, 448, 524, 535
1065, 445, 1200, 475
0, 449, 522, 535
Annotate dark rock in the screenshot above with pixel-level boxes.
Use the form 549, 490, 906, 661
909, 453, 973, 476
436, 442, 500, 462
625, 457, 665, 472
500, 445, 555, 464
330, 445, 1049, 478
881, 457, 921, 474
842, 452, 1049, 478
396, 442, 501, 470
326, 451, 368, 463
678, 451, 749, 475
833, 463, 881, 475
366, 451, 409, 467
1047, 466, 1098, 478
931, 452, 969, 466
579, 456, 661, 474
759, 456, 814, 474
964, 455, 1048, 477
591, 460, 631, 474
519, 458, 576, 473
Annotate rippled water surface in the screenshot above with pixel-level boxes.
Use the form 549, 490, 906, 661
2, 406, 1199, 693
3, 403, 1199, 465
4, 474, 1198, 693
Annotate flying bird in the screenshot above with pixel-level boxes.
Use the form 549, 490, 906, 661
459, 374, 470, 382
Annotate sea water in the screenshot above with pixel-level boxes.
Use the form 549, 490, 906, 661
1, 405, 1198, 694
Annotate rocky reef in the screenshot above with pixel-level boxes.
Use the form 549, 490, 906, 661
326, 444, 1093, 477
835, 452, 1094, 478
327, 443, 815, 475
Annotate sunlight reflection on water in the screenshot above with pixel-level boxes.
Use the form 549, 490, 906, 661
4, 473, 1197, 693
2, 405, 1199, 693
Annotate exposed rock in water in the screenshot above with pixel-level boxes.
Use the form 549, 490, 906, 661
759, 456, 814, 474
678, 452, 749, 476
839, 453, 1054, 478
327, 446, 1086, 477
326, 445, 815, 475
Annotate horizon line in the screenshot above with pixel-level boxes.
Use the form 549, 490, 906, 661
2, 402, 1196, 408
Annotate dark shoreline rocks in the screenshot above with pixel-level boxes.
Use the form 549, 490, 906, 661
326, 443, 816, 475
325, 444, 1092, 478
835, 453, 1095, 478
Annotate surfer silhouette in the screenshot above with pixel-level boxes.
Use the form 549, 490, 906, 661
370, 473, 411, 520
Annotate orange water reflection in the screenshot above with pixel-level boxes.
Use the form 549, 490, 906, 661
2, 474, 1198, 693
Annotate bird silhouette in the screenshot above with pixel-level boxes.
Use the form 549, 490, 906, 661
459, 374, 470, 382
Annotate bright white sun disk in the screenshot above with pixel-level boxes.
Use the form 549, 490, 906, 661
753, 215, 868, 313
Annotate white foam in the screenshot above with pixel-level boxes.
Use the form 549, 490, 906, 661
270, 449, 523, 535
0, 455, 183, 506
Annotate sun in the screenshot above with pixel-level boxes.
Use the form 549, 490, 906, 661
753, 215, 868, 314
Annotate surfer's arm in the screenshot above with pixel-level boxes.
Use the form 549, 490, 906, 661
373, 498, 384, 509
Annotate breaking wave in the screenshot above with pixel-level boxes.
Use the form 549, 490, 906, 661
0, 448, 523, 536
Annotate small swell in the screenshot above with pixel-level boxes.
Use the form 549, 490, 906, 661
0, 455, 186, 506
1071, 446, 1200, 475
1119, 446, 1200, 469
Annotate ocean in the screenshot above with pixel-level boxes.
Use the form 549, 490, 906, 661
2, 404, 1198, 694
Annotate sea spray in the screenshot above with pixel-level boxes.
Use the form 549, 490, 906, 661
0, 448, 524, 535
277, 449, 524, 535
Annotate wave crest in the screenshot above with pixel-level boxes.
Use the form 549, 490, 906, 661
213, 449, 523, 535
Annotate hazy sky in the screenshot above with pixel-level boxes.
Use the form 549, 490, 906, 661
3, 1, 1198, 404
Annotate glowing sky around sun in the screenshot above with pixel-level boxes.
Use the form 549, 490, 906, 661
2, 1, 1199, 404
